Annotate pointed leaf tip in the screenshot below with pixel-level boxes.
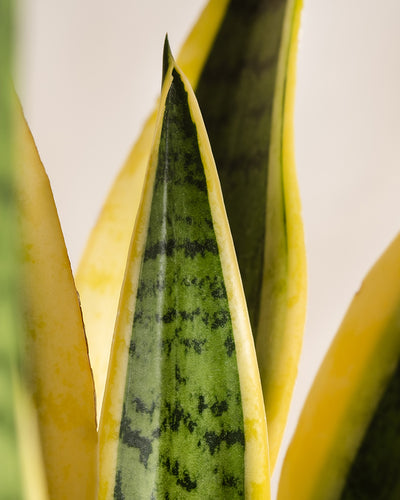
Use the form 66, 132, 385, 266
162, 34, 175, 86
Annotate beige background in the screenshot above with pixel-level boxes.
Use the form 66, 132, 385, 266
16, 0, 400, 496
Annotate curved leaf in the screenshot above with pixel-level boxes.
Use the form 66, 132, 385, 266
14, 99, 98, 500
279, 232, 400, 499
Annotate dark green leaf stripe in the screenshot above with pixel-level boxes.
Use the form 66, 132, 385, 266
194, 0, 305, 470
195, 0, 289, 333
114, 68, 245, 499
340, 360, 400, 500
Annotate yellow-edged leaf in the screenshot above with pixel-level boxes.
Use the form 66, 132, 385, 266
14, 99, 98, 500
279, 232, 400, 499
99, 46, 269, 499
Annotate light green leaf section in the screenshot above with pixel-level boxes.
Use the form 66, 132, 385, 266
0, 1, 24, 497
0, 11, 51, 498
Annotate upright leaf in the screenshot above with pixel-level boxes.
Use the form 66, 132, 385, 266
195, 0, 306, 469
99, 47, 269, 499
14, 99, 98, 500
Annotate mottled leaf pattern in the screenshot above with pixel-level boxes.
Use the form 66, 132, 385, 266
112, 68, 245, 499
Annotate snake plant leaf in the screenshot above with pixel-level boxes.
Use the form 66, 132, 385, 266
14, 98, 98, 500
75, 0, 230, 417
278, 232, 400, 499
0, 1, 24, 496
99, 46, 269, 499
195, 0, 307, 470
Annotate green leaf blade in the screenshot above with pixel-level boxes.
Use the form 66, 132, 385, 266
196, 0, 289, 332
115, 68, 245, 499
100, 58, 272, 498
195, 0, 307, 469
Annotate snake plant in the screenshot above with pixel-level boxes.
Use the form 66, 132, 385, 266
3, 0, 399, 498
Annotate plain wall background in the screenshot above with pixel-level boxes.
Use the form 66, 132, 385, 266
15, 0, 400, 496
